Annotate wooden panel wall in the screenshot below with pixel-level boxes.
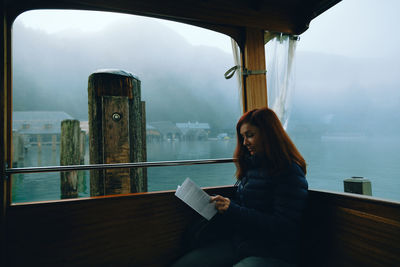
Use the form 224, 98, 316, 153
6, 187, 400, 266
6, 186, 235, 267
299, 190, 400, 267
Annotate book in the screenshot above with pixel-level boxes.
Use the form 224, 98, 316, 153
175, 177, 217, 220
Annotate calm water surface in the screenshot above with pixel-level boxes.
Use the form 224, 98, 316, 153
11, 137, 400, 203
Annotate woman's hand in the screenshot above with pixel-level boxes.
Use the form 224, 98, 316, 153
210, 195, 230, 213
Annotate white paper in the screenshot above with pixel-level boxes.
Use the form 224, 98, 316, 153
175, 177, 217, 220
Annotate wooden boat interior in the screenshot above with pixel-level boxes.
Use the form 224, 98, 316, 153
1, 0, 400, 266
6, 187, 400, 266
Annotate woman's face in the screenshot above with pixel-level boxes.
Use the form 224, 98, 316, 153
240, 123, 263, 155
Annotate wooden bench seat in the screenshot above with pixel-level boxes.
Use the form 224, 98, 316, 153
6, 187, 400, 266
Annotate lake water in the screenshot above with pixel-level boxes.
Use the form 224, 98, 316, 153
11, 137, 400, 203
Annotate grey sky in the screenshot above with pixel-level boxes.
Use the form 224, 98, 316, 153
299, 0, 400, 59
16, 0, 399, 59
15, 10, 233, 53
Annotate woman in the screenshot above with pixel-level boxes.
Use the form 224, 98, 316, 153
172, 108, 308, 267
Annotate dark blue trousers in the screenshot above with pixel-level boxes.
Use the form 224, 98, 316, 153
171, 239, 296, 267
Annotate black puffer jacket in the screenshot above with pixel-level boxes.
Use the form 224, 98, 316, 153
225, 154, 308, 264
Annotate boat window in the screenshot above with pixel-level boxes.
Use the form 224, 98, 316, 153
11, 10, 240, 203
270, 0, 400, 202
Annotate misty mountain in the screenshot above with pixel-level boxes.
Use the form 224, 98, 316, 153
12, 18, 400, 137
12, 18, 240, 132
291, 51, 400, 137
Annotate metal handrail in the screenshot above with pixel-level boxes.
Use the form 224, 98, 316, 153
5, 158, 235, 175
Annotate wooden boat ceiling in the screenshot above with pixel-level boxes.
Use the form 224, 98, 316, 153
4, 0, 341, 42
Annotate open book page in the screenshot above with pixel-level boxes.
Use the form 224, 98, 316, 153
175, 178, 217, 220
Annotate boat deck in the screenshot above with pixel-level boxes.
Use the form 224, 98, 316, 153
6, 187, 400, 266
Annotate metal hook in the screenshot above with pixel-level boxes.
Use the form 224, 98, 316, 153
112, 112, 122, 122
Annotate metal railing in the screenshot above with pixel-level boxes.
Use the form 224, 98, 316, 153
5, 158, 235, 175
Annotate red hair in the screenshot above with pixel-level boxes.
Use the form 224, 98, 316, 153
234, 107, 306, 179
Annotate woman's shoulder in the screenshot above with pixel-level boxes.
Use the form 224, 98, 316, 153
275, 163, 308, 188
290, 162, 306, 177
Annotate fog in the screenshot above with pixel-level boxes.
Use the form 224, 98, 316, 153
12, 3, 400, 138
10, 3, 400, 202
12, 18, 240, 133
290, 52, 400, 137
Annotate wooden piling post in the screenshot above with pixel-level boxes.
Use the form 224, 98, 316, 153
77, 130, 86, 194
37, 134, 42, 152
52, 134, 57, 151
88, 69, 147, 196
139, 101, 148, 191
17, 134, 24, 161
79, 131, 86, 165
60, 119, 80, 199
12, 131, 19, 167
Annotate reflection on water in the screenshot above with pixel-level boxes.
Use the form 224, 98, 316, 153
147, 140, 237, 192
294, 136, 400, 202
11, 137, 400, 203
11, 145, 91, 203
11, 140, 237, 203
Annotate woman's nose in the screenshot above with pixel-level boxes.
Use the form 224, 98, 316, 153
243, 138, 248, 145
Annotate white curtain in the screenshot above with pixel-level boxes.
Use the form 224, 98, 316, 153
265, 32, 298, 129
231, 38, 243, 111
229, 34, 298, 128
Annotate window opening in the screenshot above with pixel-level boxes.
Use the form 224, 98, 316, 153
11, 10, 239, 203
286, 0, 400, 202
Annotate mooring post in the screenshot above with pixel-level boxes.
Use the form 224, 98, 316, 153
60, 119, 80, 199
17, 134, 24, 161
79, 130, 86, 165
88, 69, 146, 196
77, 130, 86, 193
37, 134, 42, 152
140, 101, 148, 191
52, 134, 57, 151
343, 176, 372, 196
12, 131, 19, 167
